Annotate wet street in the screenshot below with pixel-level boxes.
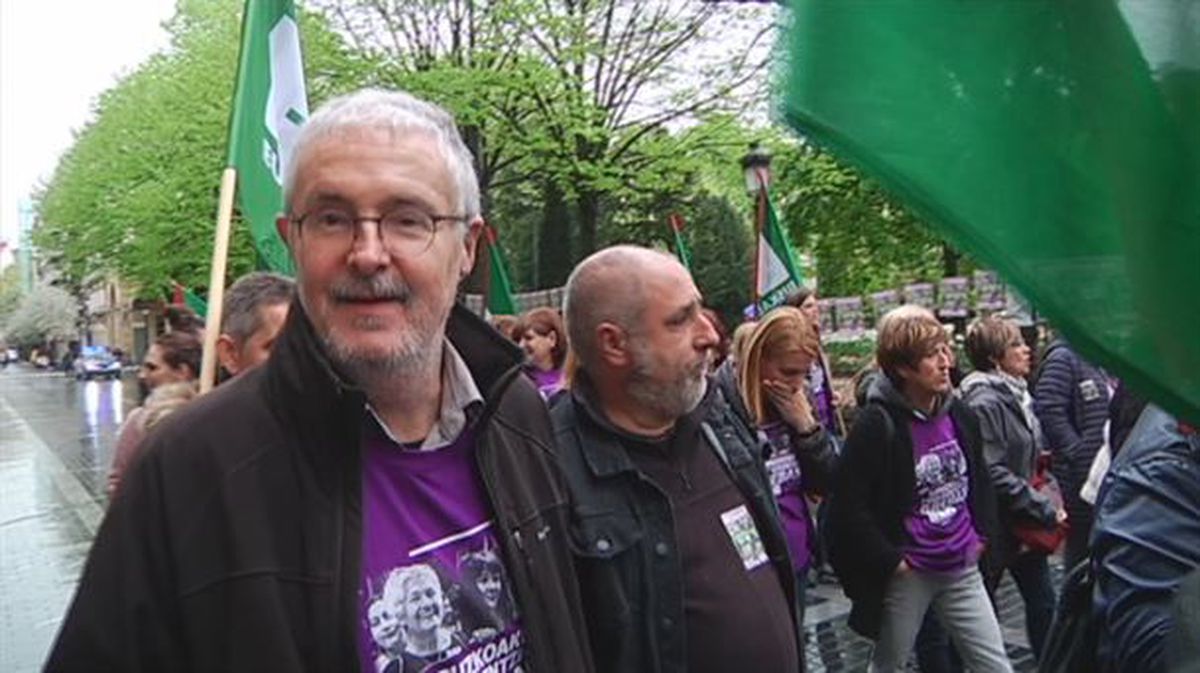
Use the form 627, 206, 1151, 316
0, 365, 131, 672
0, 362, 1046, 672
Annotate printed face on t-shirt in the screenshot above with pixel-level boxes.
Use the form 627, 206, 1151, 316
476, 567, 503, 609
398, 572, 445, 636
368, 599, 402, 652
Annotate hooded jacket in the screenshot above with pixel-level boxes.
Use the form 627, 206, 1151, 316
960, 371, 1058, 565
46, 303, 595, 673
825, 375, 999, 639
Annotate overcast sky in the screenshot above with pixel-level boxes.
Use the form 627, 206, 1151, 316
0, 0, 176, 263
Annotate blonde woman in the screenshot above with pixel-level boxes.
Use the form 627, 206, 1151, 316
728, 307, 838, 606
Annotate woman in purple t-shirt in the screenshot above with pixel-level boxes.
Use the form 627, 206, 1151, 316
826, 305, 1010, 672
737, 308, 838, 601
517, 307, 567, 400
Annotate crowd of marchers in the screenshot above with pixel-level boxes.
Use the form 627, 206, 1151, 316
43, 88, 1199, 673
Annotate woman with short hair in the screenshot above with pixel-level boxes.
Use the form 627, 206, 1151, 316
826, 305, 1009, 672
517, 307, 568, 400
961, 315, 1061, 659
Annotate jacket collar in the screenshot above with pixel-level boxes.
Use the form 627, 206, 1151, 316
263, 300, 527, 470
568, 370, 715, 478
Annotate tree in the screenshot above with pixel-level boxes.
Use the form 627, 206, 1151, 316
684, 194, 752, 324
0, 265, 21, 328
2, 283, 78, 348
772, 141, 951, 297
321, 0, 778, 284
34, 0, 367, 300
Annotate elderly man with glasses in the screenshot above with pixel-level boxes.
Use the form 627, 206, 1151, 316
47, 89, 594, 673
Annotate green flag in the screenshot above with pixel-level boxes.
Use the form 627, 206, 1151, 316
226, 0, 309, 275
485, 225, 519, 315
757, 188, 803, 313
669, 213, 693, 273
172, 282, 208, 319
784, 1, 1200, 421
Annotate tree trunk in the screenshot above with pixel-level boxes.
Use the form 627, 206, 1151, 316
537, 181, 573, 287
577, 189, 600, 257
942, 242, 961, 277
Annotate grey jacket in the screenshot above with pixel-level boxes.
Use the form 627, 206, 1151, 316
961, 372, 1057, 564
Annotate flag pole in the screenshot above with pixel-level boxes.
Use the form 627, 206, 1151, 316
752, 172, 766, 314
199, 167, 238, 393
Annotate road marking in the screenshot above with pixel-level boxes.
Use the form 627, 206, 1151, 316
0, 397, 104, 536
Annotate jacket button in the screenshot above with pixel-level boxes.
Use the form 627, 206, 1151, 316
654, 542, 669, 557
595, 538, 612, 553
661, 617, 674, 631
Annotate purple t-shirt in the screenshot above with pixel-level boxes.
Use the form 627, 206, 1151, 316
525, 367, 563, 400
903, 413, 983, 573
359, 425, 524, 673
761, 421, 812, 572
808, 361, 837, 433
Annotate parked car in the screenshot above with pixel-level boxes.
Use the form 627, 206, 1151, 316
73, 346, 122, 381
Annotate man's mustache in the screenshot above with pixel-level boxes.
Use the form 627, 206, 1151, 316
329, 276, 411, 303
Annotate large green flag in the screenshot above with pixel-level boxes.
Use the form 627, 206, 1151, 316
784, 1, 1200, 421
757, 188, 803, 313
484, 225, 519, 315
226, 0, 309, 275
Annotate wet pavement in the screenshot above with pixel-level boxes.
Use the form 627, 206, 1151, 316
0, 363, 1050, 672
1, 365, 131, 673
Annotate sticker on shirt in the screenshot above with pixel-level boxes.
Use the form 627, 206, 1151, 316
913, 440, 969, 526
720, 504, 770, 571
361, 528, 523, 673
1079, 379, 1102, 402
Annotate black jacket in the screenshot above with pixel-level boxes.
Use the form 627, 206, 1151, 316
1033, 340, 1110, 482
960, 371, 1057, 566
45, 304, 594, 673
825, 375, 1000, 639
550, 375, 802, 673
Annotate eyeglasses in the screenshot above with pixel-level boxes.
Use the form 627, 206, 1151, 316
291, 205, 468, 257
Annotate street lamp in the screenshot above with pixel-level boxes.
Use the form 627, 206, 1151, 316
741, 142, 772, 195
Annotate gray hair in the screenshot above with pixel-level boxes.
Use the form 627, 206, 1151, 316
382, 564, 442, 609
220, 272, 295, 344
564, 246, 678, 370
283, 88, 481, 223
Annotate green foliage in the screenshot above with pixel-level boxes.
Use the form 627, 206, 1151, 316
683, 194, 752, 324
34, 0, 366, 300
2, 283, 78, 347
772, 141, 947, 297
0, 266, 22, 328
824, 337, 877, 378
324, 0, 777, 281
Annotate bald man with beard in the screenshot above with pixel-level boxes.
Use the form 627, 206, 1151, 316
551, 246, 804, 673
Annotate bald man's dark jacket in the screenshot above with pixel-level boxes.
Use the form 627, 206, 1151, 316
550, 374, 802, 673
45, 304, 595, 673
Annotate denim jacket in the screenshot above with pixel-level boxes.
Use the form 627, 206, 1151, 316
550, 377, 801, 673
